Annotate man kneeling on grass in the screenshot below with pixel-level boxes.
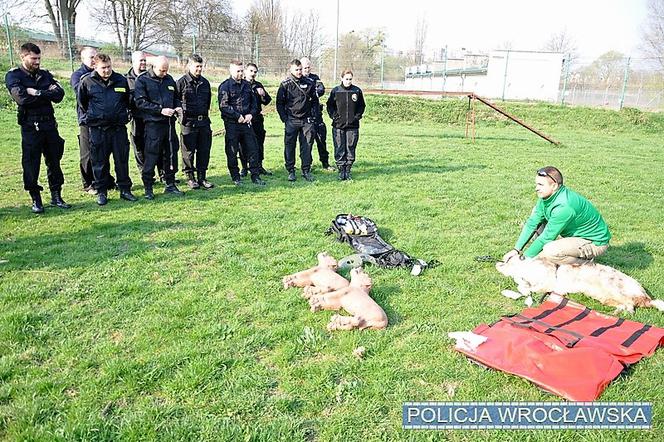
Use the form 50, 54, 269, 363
502, 166, 611, 265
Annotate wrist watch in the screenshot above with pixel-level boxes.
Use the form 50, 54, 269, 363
34, 90, 42, 96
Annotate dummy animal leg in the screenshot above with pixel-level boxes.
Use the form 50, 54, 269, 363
282, 268, 315, 289
303, 285, 335, 299
357, 315, 388, 330
309, 292, 345, 312
613, 304, 634, 315
327, 314, 362, 331
501, 289, 525, 300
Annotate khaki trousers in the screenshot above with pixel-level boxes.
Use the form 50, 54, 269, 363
539, 237, 609, 265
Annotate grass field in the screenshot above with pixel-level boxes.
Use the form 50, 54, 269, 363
1, 71, 663, 441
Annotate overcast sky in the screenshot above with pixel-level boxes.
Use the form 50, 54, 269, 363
75, 0, 648, 60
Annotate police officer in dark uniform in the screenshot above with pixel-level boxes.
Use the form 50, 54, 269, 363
218, 60, 265, 186
276, 59, 317, 182
77, 53, 137, 205
326, 69, 366, 180
176, 54, 213, 190
126, 51, 149, 173
5, 43, 71, 213
244, 62, 272, 176
134, 56, 184, 199
301, 57, 333, 171
70, 47, 96, 193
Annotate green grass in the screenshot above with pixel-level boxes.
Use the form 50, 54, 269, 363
1, 79, 663, 441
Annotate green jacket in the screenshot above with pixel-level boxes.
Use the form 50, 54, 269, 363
515, 185, 611, 258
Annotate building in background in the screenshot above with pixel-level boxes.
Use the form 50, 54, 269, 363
405, 49, 564, 102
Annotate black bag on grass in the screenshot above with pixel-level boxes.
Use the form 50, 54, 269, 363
325, 214, 434, 273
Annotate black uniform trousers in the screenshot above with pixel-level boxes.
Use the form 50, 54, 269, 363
180, 124, 212, 179
131, 117, 164, 178
239, 115, 266, 170
301, 114, 329, 167
332, 127, 360, 167
224, 121, 260, 180
78, 125, 94, 187
89, 126, 132, 193
20, 126, 65, 192
284, 118, 314, 173
142, 120, 178, 186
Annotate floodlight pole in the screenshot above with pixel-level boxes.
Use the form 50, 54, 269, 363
334, 0, 339, 81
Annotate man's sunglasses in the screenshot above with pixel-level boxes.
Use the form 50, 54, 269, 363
537, 169, 558, 184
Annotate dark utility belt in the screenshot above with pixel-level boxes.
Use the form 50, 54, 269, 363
24, 115, 55, 122
186, 115, 209, 121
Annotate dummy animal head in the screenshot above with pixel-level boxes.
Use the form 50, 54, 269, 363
350, 267, 373, 291
317, 252, 339, 270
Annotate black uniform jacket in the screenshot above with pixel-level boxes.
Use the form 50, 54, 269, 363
249, 79, 271, 116
218, 77, 258, 123
176, 72, 212, 127
326, 84, 366, 129
126, 67, 144, 115
5, 66, 65, 129
77, 71, 130, 127
276, 75, 316, 122
134, 68, 181, 123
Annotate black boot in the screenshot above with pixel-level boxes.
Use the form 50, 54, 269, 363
338, 166, 346, 181
29, 190, 44, 214
187, 173, 200, 190
345, 165, 353, 181
50, 190, 71, 209
144, 184, 155, 200
197, 171, 214, 189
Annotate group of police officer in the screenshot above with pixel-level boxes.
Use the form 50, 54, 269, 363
5, 42, 365, 213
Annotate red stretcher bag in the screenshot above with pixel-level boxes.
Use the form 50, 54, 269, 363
455, 295, 664, 401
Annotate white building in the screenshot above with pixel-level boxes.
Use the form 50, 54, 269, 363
404, 50, 564, 102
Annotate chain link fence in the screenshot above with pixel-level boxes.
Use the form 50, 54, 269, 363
559, 55, 664, 110
3, 16, 664, 110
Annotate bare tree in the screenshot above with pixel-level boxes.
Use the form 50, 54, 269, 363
542, 28, 578, 67
414, 15, 427, 65
42, 0, 83, 57
92, 0, 162, 57
283, 9, 325, 57
156, 0, 235, 62
641, 0, 664, 70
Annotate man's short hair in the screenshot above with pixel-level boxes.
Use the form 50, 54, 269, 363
289, 59, 301, 67
537, 166, 563, 185
230, 59, 243, 67
341, 68, 353, 77
19, 42, 40, 55
189, 54, 203, 64
246, 63, 258, 70
94, 53, 111, 64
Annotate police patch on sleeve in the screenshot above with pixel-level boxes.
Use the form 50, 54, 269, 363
351, 93, 358, 102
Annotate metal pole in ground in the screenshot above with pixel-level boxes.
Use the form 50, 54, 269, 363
3, 14, 13, 66
619, 57, 631, 110
65, 20, 74, 72
255, 34, 260, 65
560, 53, 570, 105
380, 45, 385, 89
334, 0, 339, 80
442, 45, 448, 92
501, 50, 510, 101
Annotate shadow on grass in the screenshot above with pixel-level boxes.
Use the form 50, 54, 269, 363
390, 132, 532, 143
599, 242, 653, 271
373, 284, 402, 327
360, 161, 486, 177
0, 220, 198, 271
